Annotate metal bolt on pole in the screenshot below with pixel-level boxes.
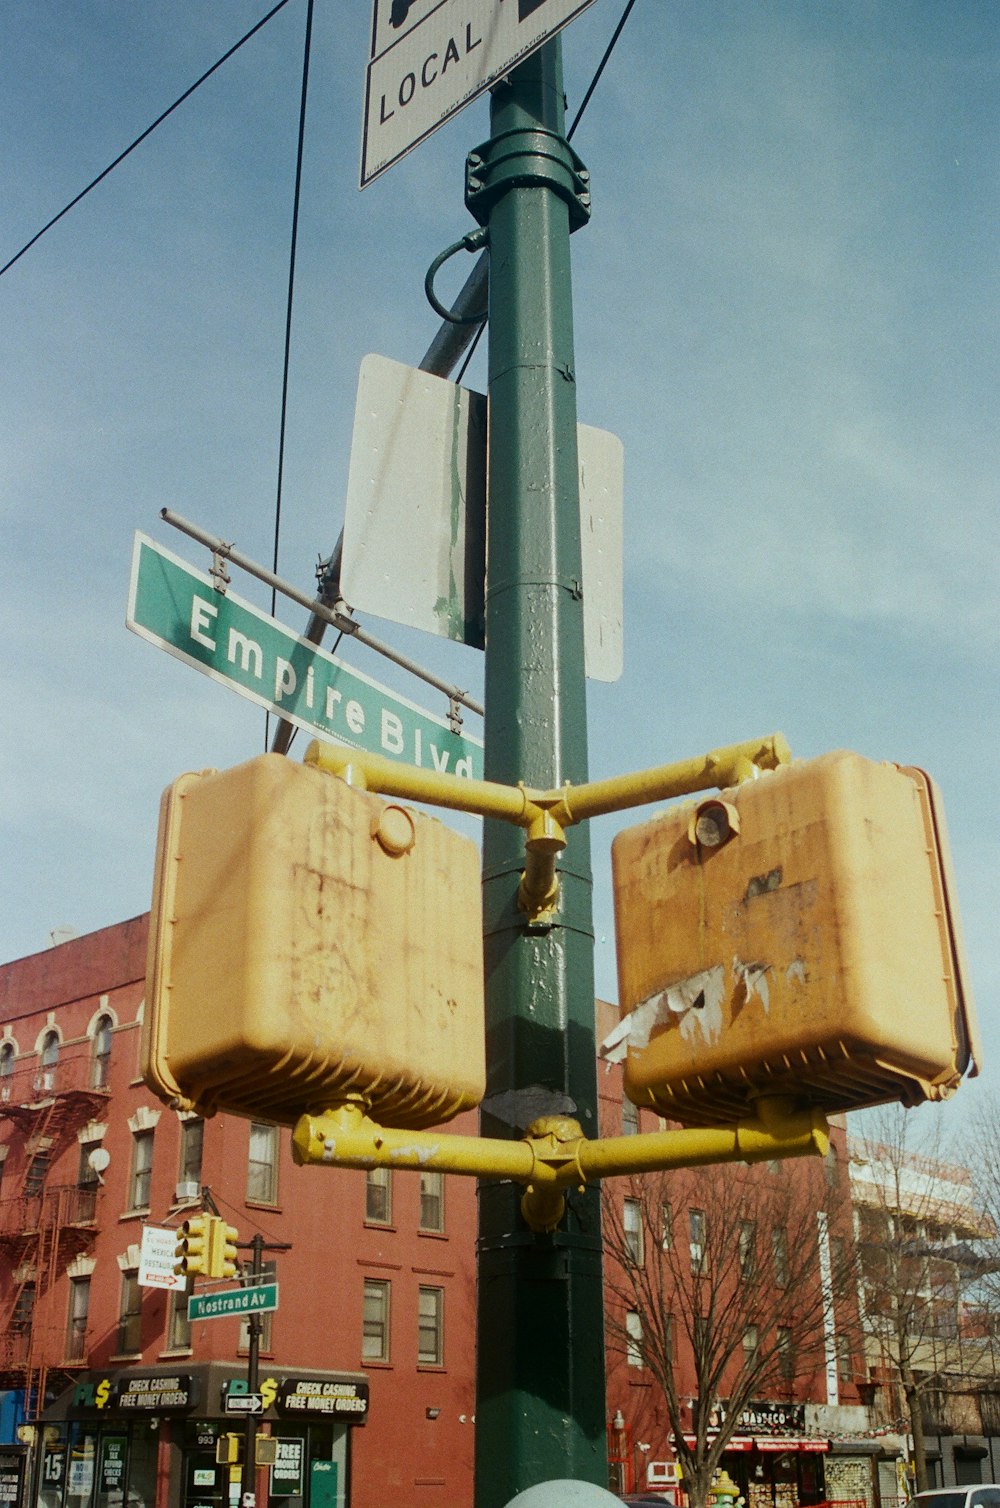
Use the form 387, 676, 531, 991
468, 37, 606, 1507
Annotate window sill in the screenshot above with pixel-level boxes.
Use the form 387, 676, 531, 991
362, 1358, 393, 1370
416, 1229, 447, 1240
417, 1363, 445, 1373
245, 1199, 281, 1213
110, 1352, 143, 1363
119, 1208, 150, 1222
160, 1347, 193, 1359
363, 1221, 396, 1233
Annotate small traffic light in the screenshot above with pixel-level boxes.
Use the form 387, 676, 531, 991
216, 1435, 241, 1466
255, 1438, 278, 1467
174, 1214, 213, 1277
209, 1221, 239, 1280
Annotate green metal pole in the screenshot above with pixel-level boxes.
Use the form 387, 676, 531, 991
467, 39, 606, 1507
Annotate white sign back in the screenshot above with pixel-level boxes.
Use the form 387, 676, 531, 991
363, 0, 600, 186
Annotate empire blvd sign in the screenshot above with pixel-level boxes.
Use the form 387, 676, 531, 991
127, 534, 483, 780
188, 1283, 279, 1322
362, 0, 599, 185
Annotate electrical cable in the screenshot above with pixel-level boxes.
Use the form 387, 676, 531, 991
0, 0, 295, 281
567, 0, 638, 142
265, 0, 315, 751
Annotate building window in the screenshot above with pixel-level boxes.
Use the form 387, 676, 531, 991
91, 1016, 113, 1089
66, 1277, 90, 1361
129, 1131, 153, 1211
77, 1143, 101, 1222
178, 1118, 204, 1194
39, 1030, 60, 1091
419, 1170, 444, 1233
739, 1220, 756, 1279
625, 1310, 643, 1368
12, 1283, 35, 1331
689, 1209, 705, 1273
25, 1150, 51, 1197
824, 1145, 839, 1188
743, 1324, 759, 1366
247, 1122, 279, 1204
836, 1333, 853, 1383
778, 1325, 794, 1381
624, 1197, 644, 1266
664, 1313, 674, 1362
239, 1261, 276, 1352
418, 1286, 444, 1366
0, 1041, 14, 1099
117, 1272, 142, 1354
365, 1167, 392, 1225
661, 1202, 672, 1250
622, 1097, 639, 1135
772, 1227, 789, 1287
362, 1279, 390, 1363
168, 1282, 192, 1351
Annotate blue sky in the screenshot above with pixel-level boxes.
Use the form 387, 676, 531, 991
2, 2, 996, 1120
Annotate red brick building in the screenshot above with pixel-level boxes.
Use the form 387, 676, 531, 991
0, 918, 477, 1508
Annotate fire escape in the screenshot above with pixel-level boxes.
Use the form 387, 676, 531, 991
0, 1044, 110, 1422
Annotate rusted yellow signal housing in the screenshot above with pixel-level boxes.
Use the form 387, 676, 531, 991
611, 751, 980, 1124
142, 754, 485, 1129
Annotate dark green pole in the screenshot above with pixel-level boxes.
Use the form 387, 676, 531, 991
466, 38, 606, 1507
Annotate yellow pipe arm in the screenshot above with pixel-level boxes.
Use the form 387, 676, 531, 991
304, 733, 790, 832
304, 733, 790, 923
292, 1097, 829, 1233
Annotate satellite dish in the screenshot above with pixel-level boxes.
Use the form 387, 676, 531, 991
88, 1147, 110, 1174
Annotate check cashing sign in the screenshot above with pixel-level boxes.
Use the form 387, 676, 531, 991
127, 533, 483, 780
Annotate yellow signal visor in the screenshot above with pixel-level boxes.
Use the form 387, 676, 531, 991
142, 753, 485, 1129
610, 750, 980, 1123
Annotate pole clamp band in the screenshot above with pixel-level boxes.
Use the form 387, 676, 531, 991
465, 128, 591, 230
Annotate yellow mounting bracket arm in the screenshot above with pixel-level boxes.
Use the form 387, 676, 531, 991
293, 1094, 828, 1234
304, 732, 790, 923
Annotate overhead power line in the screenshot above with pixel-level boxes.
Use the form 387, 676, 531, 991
0, 0, 295, 282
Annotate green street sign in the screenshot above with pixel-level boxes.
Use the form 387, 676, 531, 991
188, 1282, 279, 1322
126, 533, 483, 780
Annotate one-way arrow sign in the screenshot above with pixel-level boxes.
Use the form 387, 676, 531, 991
225, 1394, 264, 1416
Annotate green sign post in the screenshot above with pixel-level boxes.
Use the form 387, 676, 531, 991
127, 533, 483, 780
471, 38, 606, 1505
188, 1283, 279, 1322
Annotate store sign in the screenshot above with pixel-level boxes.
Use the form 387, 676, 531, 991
277, 1379, 369, 1420
269, 1439, 305, 1498
0, 1453, 27, 1508
737, 1402, 805, 1434
117, 1376, 198, 1412
98, 1437, 127, 1504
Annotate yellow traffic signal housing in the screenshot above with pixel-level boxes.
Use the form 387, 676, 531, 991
216, 1435, 241, 1466
254, 1439, 278, 1467
209, 1221, 239, 1280
174, 1214, 212, 1277
143, 753, 485, 1129
611, 751, 980, 1124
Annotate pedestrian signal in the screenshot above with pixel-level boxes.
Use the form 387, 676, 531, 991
143, 754, 484, 1130
610, 751, 980, 1124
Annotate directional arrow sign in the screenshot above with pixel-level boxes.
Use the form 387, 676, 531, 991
225, 1394, 265, 1416
127, 533, 483, 780
363, 0, 600, 186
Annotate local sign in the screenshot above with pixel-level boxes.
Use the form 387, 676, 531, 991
188, 1282, 279, 1322
127, 533, 483, 780
225, 1393, 265, 1416
363, 0, 600, 185
138, 1224, 183, 1291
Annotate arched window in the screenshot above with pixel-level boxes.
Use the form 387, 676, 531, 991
0, 1042, 14, 1101
39, 1030, 60, 1092
91, 1015, 113, 1089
